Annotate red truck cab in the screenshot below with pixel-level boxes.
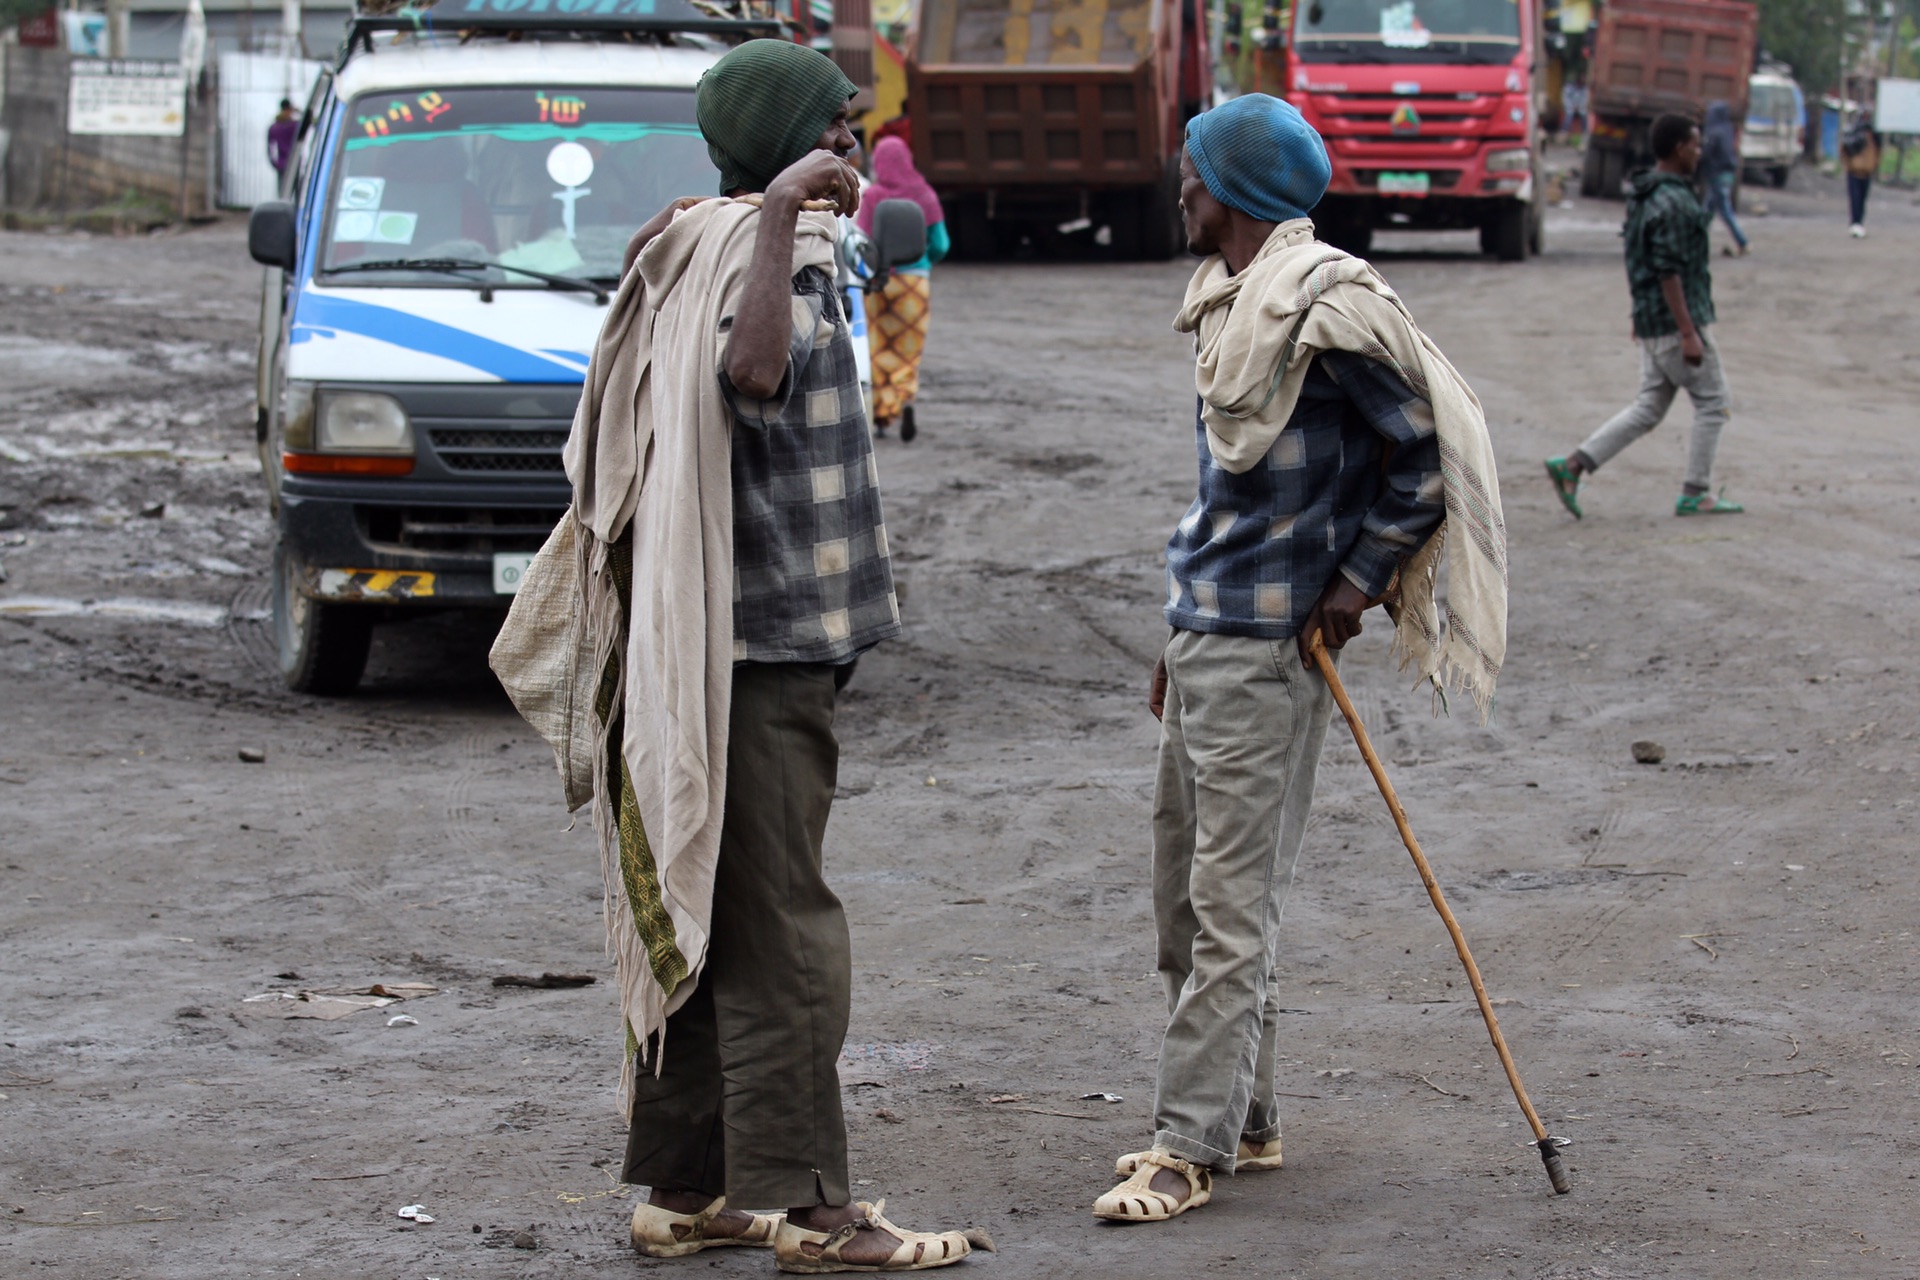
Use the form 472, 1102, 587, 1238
1283, 0, 1544, 260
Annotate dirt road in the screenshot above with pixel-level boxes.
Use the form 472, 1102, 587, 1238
3, 174, 1918, 1278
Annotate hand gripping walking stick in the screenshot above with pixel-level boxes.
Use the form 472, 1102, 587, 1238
1306, 634, 1571, 1195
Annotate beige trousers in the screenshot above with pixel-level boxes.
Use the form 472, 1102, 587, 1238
1150, 629, 1334, 1170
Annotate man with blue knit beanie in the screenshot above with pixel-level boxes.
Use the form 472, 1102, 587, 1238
1095, 94, 1464, 1223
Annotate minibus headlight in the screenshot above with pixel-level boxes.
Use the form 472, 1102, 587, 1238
317, 392, 413, 454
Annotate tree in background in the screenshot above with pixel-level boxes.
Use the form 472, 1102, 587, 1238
1758, 0, 1850, 96
1761, 0, 1920, 92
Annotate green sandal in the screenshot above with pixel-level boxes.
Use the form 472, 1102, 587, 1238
1675, 489, 1745, 516
1544, 456, 1583, 519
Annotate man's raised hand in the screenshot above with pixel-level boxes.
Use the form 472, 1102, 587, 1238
766, 151, 863, 218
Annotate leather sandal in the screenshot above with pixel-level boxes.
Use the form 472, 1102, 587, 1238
1116, 1136, 1282, 1176
1092, 1149, 1212, 1222
630, 1195, 781, 1258
772, 1199, 971, 1273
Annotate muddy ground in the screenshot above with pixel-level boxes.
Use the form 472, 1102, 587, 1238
3, 168, 1918, 1279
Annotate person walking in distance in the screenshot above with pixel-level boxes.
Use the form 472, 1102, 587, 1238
1561, 75, 1588, 144
1842, 113, 1882, 238
858, 137, 948, 441
267, 99, 298, 181
1095, 93, 1508, 1224
1700, 101, 1748, 257
1545, 113, 1744, 518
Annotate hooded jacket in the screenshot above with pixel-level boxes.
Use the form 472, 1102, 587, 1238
1622, 170, 1714, 339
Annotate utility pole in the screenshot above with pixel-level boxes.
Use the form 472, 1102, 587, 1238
106, 0, 130, 58
283, 0, 304, 57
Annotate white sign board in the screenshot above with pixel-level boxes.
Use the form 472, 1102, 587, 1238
69, 61, 187, 137
1877, 78, 1920, 136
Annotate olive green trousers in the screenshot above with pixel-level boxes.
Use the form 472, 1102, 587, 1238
620, 661, 852, 1209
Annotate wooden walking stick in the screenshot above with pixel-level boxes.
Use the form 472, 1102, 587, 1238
1305, 633, 1571, 1195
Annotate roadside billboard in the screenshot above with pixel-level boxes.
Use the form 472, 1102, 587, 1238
1876, 78, 1920, 135
67, 60, 187, 137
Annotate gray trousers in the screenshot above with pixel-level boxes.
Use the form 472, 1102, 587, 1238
1576, 326, 1731, 492
621, 662, 852, 1210
1150, 629, 1334, 1170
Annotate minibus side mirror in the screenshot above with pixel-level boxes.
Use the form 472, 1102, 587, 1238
869, 199, 927, 270
250, 201, 299, 271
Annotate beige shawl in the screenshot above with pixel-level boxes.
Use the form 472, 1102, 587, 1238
1172, 219, 1508, 717
491, 199, 837, 1107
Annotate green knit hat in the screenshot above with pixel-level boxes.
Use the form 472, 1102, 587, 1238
695, 39, 857, 195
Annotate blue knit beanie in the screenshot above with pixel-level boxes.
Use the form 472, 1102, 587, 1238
1185, 94, 1332, 225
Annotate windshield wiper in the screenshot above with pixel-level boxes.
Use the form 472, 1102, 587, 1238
1420, 40, 1512, 64
322, 256, 608, 304
1299, 44, 1393, 62
1295, 40, 1394, 62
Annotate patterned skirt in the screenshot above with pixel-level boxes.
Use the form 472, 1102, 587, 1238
867, 271, 931, 424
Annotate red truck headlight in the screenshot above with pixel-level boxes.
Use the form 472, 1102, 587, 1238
1486, 148, 1532, 173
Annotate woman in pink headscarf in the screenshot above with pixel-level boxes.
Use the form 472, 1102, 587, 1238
857, 135, 947, 439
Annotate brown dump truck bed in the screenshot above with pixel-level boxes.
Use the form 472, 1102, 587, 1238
909, 0, 1180, 191
918, 0, 1157, 68
1590, 0, 1757, 121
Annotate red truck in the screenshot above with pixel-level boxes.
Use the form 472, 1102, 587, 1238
906, 0, 1210, 258
1578, 0, 1757, 199
1283, 0, 1547, 261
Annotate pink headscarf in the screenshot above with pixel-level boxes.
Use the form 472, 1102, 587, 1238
857, 136, 944, 236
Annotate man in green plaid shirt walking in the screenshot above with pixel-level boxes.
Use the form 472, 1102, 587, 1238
1545, 112, 1745, 518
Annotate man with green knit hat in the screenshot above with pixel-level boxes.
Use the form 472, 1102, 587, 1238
607, 38, 970, 1273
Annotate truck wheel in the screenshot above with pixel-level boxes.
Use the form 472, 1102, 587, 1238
1771, 165, 1789, 189
1315, 202, 1372, 256
1135, 161, 1184, 261
1579, 144, 1606, 198
1481, 201, 1528, 261
948, 197, 995, 261
1528, 200, 1545, 257
1584, 143, 1628, 199
1602, 146, 1628, 198
273, 542, 372, 696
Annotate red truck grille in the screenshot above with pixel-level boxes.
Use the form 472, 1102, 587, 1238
1310, 92, 1517, 152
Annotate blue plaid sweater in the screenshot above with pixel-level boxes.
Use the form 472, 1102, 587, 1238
1165, 351, 1445, 639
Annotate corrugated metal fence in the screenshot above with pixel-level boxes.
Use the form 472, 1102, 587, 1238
217, 51, 323, 208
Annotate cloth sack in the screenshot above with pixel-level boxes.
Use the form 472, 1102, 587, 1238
490, 515, 596, 811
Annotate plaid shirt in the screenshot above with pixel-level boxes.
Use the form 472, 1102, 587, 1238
1164, 351, 1445, 640
1624, 171, 1716, 340
720, 266, 901, 664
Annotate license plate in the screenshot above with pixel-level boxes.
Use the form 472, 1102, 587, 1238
1377, 171, 1431, 197
492, 552, 534, 595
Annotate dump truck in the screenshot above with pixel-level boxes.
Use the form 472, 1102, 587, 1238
1283, 0, 1549, 262
1579, 0, 1757, 198
905, 0, 1210, 258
